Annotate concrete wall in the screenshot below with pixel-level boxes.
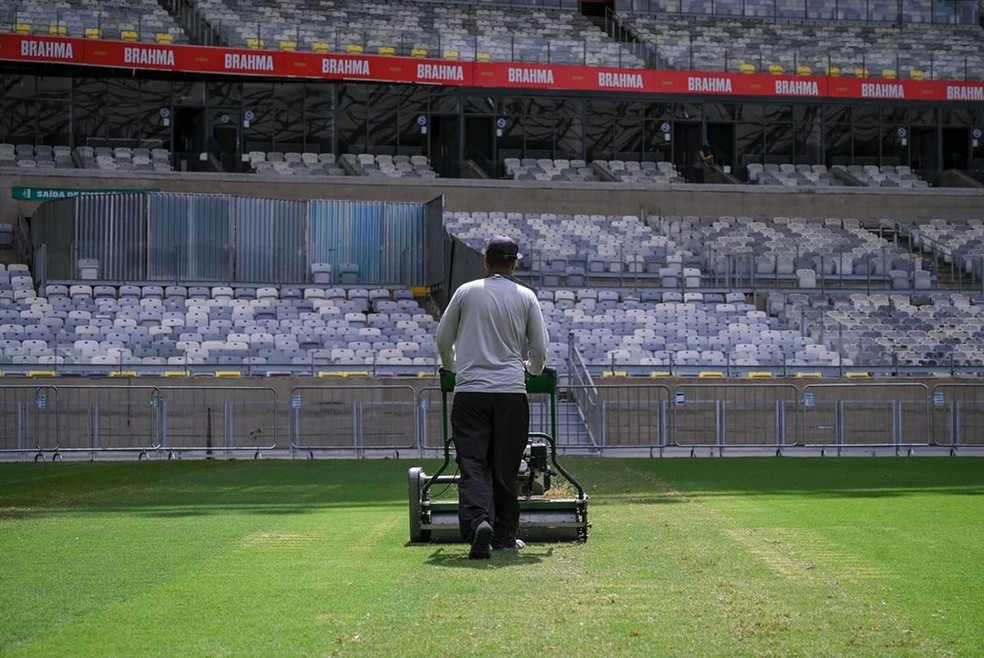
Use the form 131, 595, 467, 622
4, 169, 984, 227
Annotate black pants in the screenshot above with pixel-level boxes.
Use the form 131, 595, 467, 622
450, 392, 529, 544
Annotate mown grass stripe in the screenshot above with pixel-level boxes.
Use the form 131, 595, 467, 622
0, 458, 981, 657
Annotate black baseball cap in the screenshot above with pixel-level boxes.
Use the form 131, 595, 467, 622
484, 235, 523, 261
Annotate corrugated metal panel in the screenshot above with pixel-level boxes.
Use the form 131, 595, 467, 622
146, 193, 185, 280
73, 194, 148, 280
387, 201, 424, 284
309, 199, 431, 285
309, 200, 354, 279
32, 192, 444, 287
147, 193, 233, 281
31, 197, 75, 280
235, 197, 307, 283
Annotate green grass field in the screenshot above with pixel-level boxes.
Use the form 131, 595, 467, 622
1, 458, 982, 657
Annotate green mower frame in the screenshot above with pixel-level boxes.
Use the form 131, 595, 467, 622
408, 368, 590, 544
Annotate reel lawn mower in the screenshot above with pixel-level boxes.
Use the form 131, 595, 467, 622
408, 368, 589, 544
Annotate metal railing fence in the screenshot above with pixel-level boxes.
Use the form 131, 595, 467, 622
929, 383, 984, 451
800, 382, 931, 455
0, 385, 279, 460
671, 383, 798, 455
289, 384, 417, 457
157, 386, 278, 458
2, 379, 978, 460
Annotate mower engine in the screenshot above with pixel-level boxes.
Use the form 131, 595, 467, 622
515, 441, 550, 497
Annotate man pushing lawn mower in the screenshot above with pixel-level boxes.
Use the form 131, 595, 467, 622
435, 235, 549, 559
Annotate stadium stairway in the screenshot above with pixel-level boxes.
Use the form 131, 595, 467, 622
531, 396, 596, 451
558, 399, 595, 450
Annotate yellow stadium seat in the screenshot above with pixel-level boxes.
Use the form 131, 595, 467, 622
345, 44, 364, 54
826, 66, 841, 77
120, 29, 139, 42
767, 64, 784, 75
48, 24, 67, 36
163, 370, 189, 378
649, 371, 671, 378
881, 69, 897, 79
318, 370, 370, 378
155, 32, 173, 44
738, 62, 756, 74
795, 372, 822, 379
795, 64, 812, 76
377, 45, 396, 56
853, 67, 870, 78
909, 68, 926, 80
27, 370, 57, 378
845, 372, 871, 379
279, 40, 297, 51
747, 372, 774, 379
14, 22, 32, 35
214, 370, 241, 378
312, 41, 330, 53
601, 371, 628, 378
410, 47, 428, 58
84, 27, 102, 39
245, 37, 265, 49
698, 371, 725, 378
443, 49, 460, 61
109, 371, 139, 378
476, 51, 492, 62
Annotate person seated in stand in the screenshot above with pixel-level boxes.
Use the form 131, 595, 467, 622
699, 143, 715, 170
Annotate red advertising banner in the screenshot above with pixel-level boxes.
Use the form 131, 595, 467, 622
88, 40, 285, 76
0, 34, 85, 64
828, 76, 984, 102
0, 33, 981, 102
283, 51, 473, 85
928, 80, 984, 102
652, 70, 830, 98
474, 62, 653, 93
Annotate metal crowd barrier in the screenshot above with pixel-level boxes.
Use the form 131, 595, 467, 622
800, 383, 930, 456
1, 381, 978, 460
415, 386, 445, 453
0, 385, 279, 460
0, 386, 60, 459
582, 384, 672, 454
0, 385, 162, 460
930, 383, 984, 453
156, 386, 279, 459
45, 385, 162, 459
670, 383, 799, 456
288, 385, 417, 457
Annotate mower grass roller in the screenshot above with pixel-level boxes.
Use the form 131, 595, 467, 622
408, 368, 590, 544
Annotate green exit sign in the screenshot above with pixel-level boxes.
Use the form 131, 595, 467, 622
12, 187, 156, 201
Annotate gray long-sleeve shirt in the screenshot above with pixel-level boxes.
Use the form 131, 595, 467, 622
435, 274, 548, 393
